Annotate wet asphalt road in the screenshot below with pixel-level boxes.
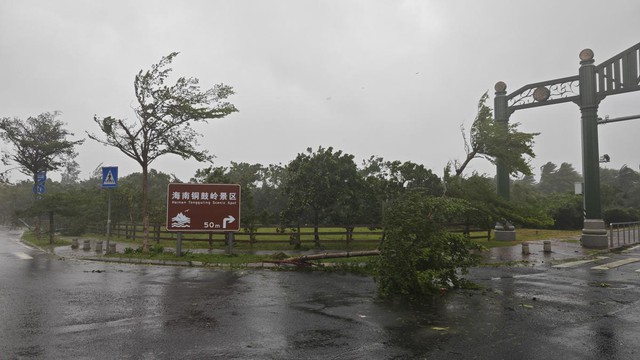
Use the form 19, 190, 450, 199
1, 226, 640, 359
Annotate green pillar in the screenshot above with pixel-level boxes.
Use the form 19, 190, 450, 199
493, 81, 516, 241
578, 49, 602, 219
578, 49, 607, 248
494, 81, 510, 200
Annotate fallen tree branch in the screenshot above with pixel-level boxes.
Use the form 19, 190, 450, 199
265, 250, 381, 268
290, 250, 380, 262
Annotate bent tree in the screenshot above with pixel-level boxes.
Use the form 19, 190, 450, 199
89, 52, 237, 252
453, 92, 538, 177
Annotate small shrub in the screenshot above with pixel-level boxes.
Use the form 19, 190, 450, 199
604, 207, 639, 224
149, 244, 165, 254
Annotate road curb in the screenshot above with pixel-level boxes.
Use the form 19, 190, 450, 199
77, 256, 282, 269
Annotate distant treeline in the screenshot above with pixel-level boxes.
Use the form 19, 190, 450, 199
1, 148, 638, 236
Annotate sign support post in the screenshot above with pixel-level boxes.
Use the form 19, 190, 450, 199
106, 189, 112, 252
102, 166, 118, 254
226, 231, 234, 255
176, 232, 183, 257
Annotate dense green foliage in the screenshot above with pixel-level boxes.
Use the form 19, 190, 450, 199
280, 146, 366, 246
375, 190, 481, 296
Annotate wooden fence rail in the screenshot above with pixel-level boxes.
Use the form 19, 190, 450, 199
85, 222, 491, 249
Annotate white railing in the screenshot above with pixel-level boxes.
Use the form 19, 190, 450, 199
609, 222, 640, 248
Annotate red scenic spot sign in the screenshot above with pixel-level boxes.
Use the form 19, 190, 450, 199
166, 183, 241, 232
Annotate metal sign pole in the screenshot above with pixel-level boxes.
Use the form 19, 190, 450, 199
177, 232, 183, 257
106, 189, 112, 253
102, 166, 118, 254
226, 231, 234, 255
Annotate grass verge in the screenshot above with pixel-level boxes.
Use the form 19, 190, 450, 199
47, 227, 583, 268
21, 231, 71, 251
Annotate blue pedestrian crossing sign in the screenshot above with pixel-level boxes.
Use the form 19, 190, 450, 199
102, 167, 118, 188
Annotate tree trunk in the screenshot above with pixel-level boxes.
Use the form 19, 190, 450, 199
49, 211, 54, 244
142, 165, 150, 252
32, 174, 41, 240
455, 150, 478, 177
287, 250, 380, 262
313, 210, 320, 248
345, 226, 354, 250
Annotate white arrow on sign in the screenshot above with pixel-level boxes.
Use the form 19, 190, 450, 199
222, 215, 236, 229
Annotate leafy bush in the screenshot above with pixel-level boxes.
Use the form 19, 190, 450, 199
60, 222, 86, 236
374, 190, 481, 297
122, 245, 164, 255
544, 194, 583, 230
603, 208, 639, 224
149, 244, 165, 254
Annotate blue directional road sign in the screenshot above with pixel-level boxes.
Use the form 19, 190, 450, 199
33, 171, 46, 195
36, 171, 46, 183
102, 167, 118, 188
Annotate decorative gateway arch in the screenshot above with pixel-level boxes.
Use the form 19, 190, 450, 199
494, 42, 640, 248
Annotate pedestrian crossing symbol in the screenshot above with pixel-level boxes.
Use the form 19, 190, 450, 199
102, 166, 118, 188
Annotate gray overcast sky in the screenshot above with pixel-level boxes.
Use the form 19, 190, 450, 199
1, 0, 639, 183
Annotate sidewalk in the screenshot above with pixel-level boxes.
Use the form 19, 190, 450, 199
481, 238, 593, 266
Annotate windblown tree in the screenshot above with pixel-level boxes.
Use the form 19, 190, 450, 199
453, 92, 539, 177
0, 112, 83, 185
281, 146, 362, 247
538, 162, 582, 194
88, 52, 238, 251
0, 112, 84, 237
359, 156, 443, 225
